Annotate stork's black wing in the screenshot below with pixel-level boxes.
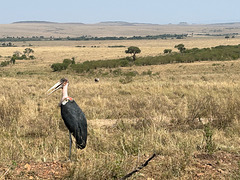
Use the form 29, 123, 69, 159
61, 100, 87, 149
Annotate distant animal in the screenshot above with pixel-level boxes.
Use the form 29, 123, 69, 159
47, 78, 87, 160
95, 78, 100, 82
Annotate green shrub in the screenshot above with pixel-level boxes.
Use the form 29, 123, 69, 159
203, 124, 216, 154
29, 55, 35, 59
10, 57, 16, 64
112, 68, 122, 76
52, 45, 240, 73
164, 49, 172, 54
51, 63, 68, 71
124, 71, 138, 77
51, 58, 75, 71
63, 58, 72, 65
1, 61, 10, 67
119, 60, 129, 67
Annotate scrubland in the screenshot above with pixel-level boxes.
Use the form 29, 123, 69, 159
0, 38, 240, 179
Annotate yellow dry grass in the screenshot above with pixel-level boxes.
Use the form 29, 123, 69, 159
1, 37, 240, 65
0, 37, 240, 179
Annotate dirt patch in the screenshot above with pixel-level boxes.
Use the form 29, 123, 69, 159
0, 161, 70, 179
130, 151, 240, 179
0, 151, 239, 179
191, 151, 240, 179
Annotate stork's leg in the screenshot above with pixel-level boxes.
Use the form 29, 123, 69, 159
69, 131, 72, 160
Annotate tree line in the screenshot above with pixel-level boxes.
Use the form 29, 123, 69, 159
0, 34, 187, 42
51, 44, 240, 73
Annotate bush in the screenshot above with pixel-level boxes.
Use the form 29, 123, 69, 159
63, 59, 72, 65
10, 57, 16, 64
71, 59, 132, 73
51, 63, 68, 71
29, 55, 35, 60
119, 60, 129, 67
51, 58, 76, 71
124, 71, 138, 77
164, 49, 172, 54
1, 61, 10, 67
203, 124, 216, 154
52, 45, 240, 73
11, 53, 35, 61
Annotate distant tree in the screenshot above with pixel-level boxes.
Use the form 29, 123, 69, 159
13, 51, 21, 57
125, 46, 141, 61
174, 44, 186, 53
7, 42, 12, 46
23, 48, 34, 59
71, 57, 76, 64
11, 51, 22, 61
164, 49, 172, 54
10, 57, 16, 64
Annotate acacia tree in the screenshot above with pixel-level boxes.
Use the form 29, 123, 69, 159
174, 44, 186, 53
23, 48, 34, 59
125, 46, 141, 61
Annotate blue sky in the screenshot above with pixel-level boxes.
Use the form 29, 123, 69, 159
1, 0, 240, 24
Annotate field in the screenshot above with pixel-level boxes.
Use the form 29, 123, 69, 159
0, 37, 240, 179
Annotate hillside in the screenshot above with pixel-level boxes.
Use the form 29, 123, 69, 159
0, 21, 240, 38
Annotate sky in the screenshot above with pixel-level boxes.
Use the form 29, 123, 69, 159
1, 0, 240, 24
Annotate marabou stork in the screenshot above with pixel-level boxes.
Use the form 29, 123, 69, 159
47, 78, 87, 160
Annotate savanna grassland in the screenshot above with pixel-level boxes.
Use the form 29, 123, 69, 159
0, 37, 240, 179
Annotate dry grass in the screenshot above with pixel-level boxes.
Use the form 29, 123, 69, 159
0, 38, 240, 179
1, 37, 240, 65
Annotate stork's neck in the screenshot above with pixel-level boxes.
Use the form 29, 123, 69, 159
61, 83, 69, 101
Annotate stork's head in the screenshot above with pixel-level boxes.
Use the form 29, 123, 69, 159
47, 78, 69, 95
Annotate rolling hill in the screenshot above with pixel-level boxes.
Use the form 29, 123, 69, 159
0, 21, 239, 38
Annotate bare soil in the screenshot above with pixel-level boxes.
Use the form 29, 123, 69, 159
0, 151, 239, 179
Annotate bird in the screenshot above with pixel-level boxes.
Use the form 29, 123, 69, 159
94, 78, 100, 82
47, 78, 87, 160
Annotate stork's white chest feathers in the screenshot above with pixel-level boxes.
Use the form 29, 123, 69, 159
62, 99, 69, 105
59, 97, 73, 107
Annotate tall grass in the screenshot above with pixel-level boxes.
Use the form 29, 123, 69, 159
1, 56, 240, 179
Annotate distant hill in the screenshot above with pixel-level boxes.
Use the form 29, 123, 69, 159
1, 21, 240, 38
208, 22, 240, 26
12, 20, 240, 26
13, 20, 156, 26
98, 21, 158, 26
12, 21, 58, 24
98, 21, 136, 26
12, 21, 85, 25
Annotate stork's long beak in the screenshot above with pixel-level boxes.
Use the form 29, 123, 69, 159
47, 81, 63, 95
